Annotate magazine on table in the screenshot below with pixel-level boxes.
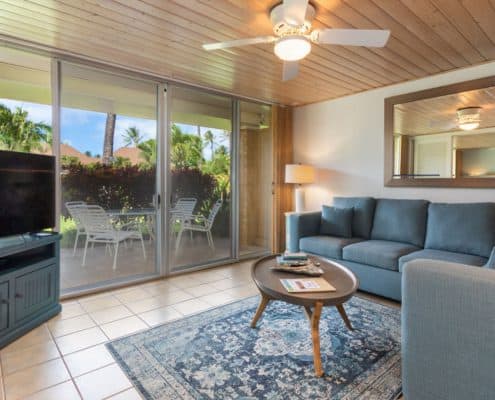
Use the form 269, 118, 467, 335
280, 278, 336, 293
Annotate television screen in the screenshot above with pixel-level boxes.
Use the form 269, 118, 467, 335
0, 150, 55, 237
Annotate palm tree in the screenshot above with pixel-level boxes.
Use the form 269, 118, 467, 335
137, 139, 157, 168
203, 130, 216, 159
102, 112, 116, 165
171, 124, 203, 168
0, 104, 51, 152
123, 126, 143, 147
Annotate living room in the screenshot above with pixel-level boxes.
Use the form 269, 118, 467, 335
0, 1, 494, 399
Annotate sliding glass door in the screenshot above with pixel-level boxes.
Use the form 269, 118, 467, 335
168, 86, 233, 271
59, 63, 159, 292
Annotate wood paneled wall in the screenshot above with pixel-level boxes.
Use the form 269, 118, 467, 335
272, 105, 293, 253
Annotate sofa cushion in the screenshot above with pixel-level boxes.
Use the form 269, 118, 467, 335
371, 199, 429, 247
333, 197, 376, 239
398, 249, 487, 273
300, 236, 363, 260
343, 240, 420, 271
425, 202, 495, 258
320, 206, 353, 238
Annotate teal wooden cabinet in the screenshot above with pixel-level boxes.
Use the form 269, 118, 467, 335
0, 234, 61, 348
0, 281, 9, 333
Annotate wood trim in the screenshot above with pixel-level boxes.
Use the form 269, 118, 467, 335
272, 105, 293, 253
384, 75, 495, 188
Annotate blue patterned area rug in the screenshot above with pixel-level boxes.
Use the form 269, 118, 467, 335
107, 296, 401, 400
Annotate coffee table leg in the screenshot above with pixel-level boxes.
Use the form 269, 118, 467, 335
336, 304, 353, 331
250, 293, 270, 328
310, 301, 324, 377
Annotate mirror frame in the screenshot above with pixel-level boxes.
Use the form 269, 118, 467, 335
384, 75, 495, 188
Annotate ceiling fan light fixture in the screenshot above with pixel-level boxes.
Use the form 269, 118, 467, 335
274, 35, 311, 61
457, 106, 482, 131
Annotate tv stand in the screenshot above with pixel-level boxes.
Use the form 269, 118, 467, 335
0, 233, 61, 348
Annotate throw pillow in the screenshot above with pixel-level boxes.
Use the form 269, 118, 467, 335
320, 205, 353, 238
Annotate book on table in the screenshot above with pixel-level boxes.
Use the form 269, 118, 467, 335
282, 251, 308, 260
280, 277, 336, 293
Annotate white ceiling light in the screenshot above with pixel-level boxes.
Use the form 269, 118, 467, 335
274, 36, 311, 61
457, 106, 482, 131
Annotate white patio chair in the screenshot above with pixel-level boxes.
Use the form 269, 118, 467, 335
65, 201, 88, 256
175, 199, 222, 252
170, 197, 197, 239
78, 205, 146, 270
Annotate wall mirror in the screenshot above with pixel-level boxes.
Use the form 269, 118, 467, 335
385, 76, 495, 187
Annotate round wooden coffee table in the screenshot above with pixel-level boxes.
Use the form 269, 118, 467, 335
250, 254, 359, 377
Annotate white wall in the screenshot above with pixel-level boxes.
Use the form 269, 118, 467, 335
293, 61, 495, 210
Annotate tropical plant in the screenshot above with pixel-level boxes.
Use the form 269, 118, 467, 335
137, 138, 157, 169
112, 156, 132, 168
171, 124, 203, 168
123, 126, 143, 147
203, 129, 216, 159
0, 104, 51, 152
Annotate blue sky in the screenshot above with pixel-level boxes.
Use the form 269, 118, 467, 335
1, 99, 229, 159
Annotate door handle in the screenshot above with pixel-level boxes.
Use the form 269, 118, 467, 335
14, 293, 23, 299
0, 298, 8, 305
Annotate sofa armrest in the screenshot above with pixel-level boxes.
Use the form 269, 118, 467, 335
484, 246, 495, 269
286, 211, 321, 252
402, 259, 495, 400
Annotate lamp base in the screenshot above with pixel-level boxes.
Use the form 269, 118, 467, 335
295, 187, 305, 213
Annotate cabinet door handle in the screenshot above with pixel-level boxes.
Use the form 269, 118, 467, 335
14, 293, 23, 299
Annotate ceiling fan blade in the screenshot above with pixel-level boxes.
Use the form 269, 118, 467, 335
202, 36, 276, 51
282, 61, 299, 81
282, 0, 308, 26
315, 29, 391, 47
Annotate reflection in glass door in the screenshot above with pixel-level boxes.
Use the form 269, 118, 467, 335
239, 101, 273, 256
168, 86, 232, 270
60, 63, 159, 292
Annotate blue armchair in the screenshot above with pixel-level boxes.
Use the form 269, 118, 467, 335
402, 259, 495, 400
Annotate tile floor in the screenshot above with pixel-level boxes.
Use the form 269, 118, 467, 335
0, 260, 401, 400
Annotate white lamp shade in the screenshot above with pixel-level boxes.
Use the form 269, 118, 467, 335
285, 164, 315, 184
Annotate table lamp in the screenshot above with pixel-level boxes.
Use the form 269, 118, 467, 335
285, 164, 315, 212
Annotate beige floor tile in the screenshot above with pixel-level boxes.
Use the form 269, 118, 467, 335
3, 359, 70, 400
172, 298, 212, 316
113, 288, 153, 304
89, 305, 133, 325
1, 325, 53, 355
1, 341, 60, 376
140, 282, 180, 296
57, 302, 87, 320
24, 381, 81, 400
125, 290, 193, 314
223, 284, 259, 299
79, 296, 122, 313
183, 283, 219, 297
210, 278, 241, 291
166, 275, 205, 289
55, 327, 108, 355
105, 388, 142, 400
74, 364, 132, 400
48, 314, 96, 338
186, 270, 228, 283
198, 291, 238, 307
63, 344, 115, 378
138, 306, 183, 327
99, 316, 148, 340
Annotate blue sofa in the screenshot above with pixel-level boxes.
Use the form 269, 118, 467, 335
402, 259, 495, 399
286, 197, 495, 301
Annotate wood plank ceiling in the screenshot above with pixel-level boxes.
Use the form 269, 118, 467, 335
1, 0, 495, 106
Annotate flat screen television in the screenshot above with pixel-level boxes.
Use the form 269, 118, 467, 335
0, 150, 55, 237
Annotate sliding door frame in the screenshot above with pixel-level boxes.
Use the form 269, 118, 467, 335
3, 41, 274, 295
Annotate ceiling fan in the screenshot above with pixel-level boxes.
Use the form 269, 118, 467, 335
202, 0, 390, 81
